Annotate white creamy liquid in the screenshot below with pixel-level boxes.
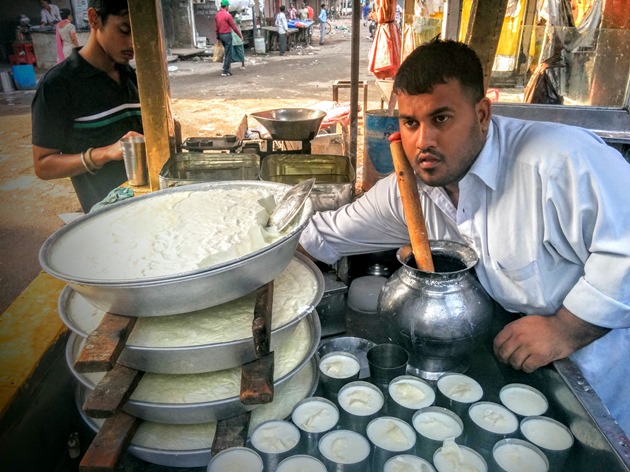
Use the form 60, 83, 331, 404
250, 420, 300, 453
292, 399, 339, 433
208, 448, 263, 472
520, 418, 573, 451
434, 439, 487, 472
91, 356, 316, 452
499, 385, 548, 417
126, 258, 318, 347
493, 443, 548, 472
366, 417, 416, 451
319, 430, 371, 464
276, 455, 327, 472
338, 384, 384, 416
128, 319, 311, 404
469, 402, 518, 435
384, 454, 435, 472
51, 187, 289, 280
66, 290, 103, 335
437, 374, 483, 403
413, 411, 463, 441
319, 353, 361, 379
389, 378, 435, 409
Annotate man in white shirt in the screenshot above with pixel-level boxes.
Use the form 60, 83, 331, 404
40, 0, 62, 26
299, 40, 630, 435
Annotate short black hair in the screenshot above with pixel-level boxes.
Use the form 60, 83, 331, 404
89, 0, 129, 24
60, 8, 72, 20
280, 5, 286, 11
393, 40, 485, 102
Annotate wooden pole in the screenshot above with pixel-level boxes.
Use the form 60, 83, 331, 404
128, 0, 176, 191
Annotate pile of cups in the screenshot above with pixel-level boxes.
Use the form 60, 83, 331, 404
207, 340, 574, 472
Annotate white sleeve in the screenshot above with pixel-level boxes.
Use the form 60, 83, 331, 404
299, 174, 411, 263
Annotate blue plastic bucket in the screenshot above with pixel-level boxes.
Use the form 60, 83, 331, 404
363, 110, 399, 190
11, 64, 37, 90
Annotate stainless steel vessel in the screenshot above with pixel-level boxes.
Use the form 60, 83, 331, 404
378, 241, 494, 380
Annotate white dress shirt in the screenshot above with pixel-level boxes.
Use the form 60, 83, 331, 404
41, 4, 62, 25
300, 115, 630, 434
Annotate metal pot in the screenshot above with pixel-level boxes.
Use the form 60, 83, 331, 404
377, 241, 494, 380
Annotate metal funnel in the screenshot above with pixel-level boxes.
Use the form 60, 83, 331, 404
250, 108, 326, 141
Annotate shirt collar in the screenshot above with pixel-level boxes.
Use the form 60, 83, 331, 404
70, 48, 133, 82
466, 117, 500, 191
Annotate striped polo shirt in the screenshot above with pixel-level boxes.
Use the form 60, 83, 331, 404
32, 49, 143, 212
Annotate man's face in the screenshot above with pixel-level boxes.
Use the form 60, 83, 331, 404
94, 12, 134, 65
398, 80, 491, 191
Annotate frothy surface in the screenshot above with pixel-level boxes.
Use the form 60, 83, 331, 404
251, 421, 300, 453
521, 418, 573, 450
469, 402, 518, 434
413, 411, 463, 441
434, 439, 487, 472
367, 417, 416, 451
292, 399, 339, 433
493, 443, 547, 472
319, 430, 370, 464
51, 187, 289, 281
500, 385, 548, 417
385, 454, 435, 472
319, 353, 361, 379
208, 448, 263, 471
389, 378, 435, 409
277, 456, 327, 472
437, 374, 483, 403
338, 384, 384, 416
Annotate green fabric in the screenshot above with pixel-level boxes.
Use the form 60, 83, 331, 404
90, 187, 134, 212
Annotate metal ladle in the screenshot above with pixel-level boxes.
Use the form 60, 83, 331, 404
267, 178, 316, 231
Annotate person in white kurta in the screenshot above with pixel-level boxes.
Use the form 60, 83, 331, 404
299, 40, 630, 435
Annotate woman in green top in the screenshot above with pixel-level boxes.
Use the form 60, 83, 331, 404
230, 11, 245, 68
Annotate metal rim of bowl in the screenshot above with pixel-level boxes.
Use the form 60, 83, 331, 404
40, 181, 312, 287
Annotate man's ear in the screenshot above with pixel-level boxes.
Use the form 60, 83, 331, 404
87, 7, 100, 30
476, 97, 492, 133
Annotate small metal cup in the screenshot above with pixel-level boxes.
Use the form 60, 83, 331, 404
367, 343, 409, 391
499, 383, 548, 420
318, 351, 361, 400
384, 454, 436, 472
276, 454, 327, 472
520, 416, 574, 472
207, 447, 263, 472
492, 438, 549, 472
318, 429, 371, 472
120, 136, 148, 186
412, 406, 464, 461
249, 420, 301, 472
291, 396, 339, 458
337, 380, 385, 435
387, 375, 435, 423
435, 372, 484, 418
464, 401, 519, 461
434, 444, 488, 472
366, 416, 417, 471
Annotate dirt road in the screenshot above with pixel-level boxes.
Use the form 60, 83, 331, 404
0, 19, 384, 312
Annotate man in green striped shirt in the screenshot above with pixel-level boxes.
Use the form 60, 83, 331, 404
32, 0, 143, 212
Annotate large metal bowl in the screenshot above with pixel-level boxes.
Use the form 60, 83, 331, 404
250, 108, 326, 141
76, 356, 319, 468
40, 181, 313, 317
59, 253, 324, 374
68, 311, 321, 424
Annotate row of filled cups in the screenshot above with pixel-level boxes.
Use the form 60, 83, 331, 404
314, 348, 574, 471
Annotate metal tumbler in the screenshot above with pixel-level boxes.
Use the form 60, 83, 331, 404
291, 396, 339, 458
120, 136, 148, 186
520, 416, 574, 472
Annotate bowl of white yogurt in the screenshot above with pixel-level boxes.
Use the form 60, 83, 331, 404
40, 181, 313, 317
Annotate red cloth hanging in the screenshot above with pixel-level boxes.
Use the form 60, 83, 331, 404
368, 0, 401, 79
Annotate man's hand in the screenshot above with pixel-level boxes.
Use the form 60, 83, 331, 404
91, 131, 143, 167
493, 306, 609, 373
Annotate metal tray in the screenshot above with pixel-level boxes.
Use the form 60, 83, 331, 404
76, 357, 319, 469
68, 311, 321, 424
260, 153, 355, 212
40, 181, 313, 317
59, 254, 324, 374
158, 152, 260, 189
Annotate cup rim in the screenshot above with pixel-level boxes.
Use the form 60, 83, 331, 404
291, 396, 339, 433
366, 415, 417, 451
367, 343, 409, 369
499, 383, 549, 417
492, 438, 549, 471
318, 351, 362, 378
207, 446, 263, 471
249, 419, 301, 454
388, 375, 436, 410
412, 406, 464, 440
519, 415, 575, 450
318, 429, 371, 464
337, 380, 385, 415
436, 372, 483, 403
